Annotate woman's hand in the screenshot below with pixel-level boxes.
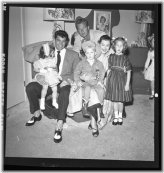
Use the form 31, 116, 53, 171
58, 75, 62, 81
97, 81, 104, 88
124, 84, 129, 91
47, 67, 53, 72
77, 81, 83, 87
40, 69, 47, 73
72, 83, 78, 92
71, 81, 82, 92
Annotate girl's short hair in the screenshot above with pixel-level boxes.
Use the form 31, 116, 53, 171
112, 37, 128, 54
81, 41, 96, 53
98, 35, 112, 44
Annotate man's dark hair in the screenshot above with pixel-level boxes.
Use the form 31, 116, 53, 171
75, 17, 88, 29
53, 30, 70, 47
98, 35, 112, 44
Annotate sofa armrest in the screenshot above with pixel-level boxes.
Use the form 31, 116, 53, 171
128, 47, 148, 68
22, 41, 52, 63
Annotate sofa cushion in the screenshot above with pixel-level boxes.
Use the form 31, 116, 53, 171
132, 67, 150, 95
128, 47, 148, 67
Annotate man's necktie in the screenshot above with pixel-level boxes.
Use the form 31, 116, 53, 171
57, 51, 61, 72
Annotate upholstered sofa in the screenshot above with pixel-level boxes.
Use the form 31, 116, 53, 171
127, 47, 150, 95
22, 42, 101, 119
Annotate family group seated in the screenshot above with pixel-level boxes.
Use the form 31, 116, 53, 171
24, 17, 154, 143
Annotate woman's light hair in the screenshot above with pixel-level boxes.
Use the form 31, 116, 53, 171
81, 41, 96, 53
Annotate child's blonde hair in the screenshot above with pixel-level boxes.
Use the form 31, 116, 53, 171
81, 41, 96, 53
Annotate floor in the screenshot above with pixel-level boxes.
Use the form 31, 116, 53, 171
5, 95, 154, 162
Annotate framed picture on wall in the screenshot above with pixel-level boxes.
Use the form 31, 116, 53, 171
135, 10, 154, 23
43, 8, 75, 21
94, 10, 111, 36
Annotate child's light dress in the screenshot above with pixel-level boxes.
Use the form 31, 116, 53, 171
34, 57, 61, 86
144, 50, 154, 81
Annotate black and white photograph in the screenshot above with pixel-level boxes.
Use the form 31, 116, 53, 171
2, 2, 162, 171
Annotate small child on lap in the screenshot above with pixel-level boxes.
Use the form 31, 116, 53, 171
74, 41, 105, 117
34, 43, 62, 110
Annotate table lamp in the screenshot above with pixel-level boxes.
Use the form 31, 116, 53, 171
135, 10, 154, 36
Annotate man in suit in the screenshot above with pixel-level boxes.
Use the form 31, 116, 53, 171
25, 30, 80, 143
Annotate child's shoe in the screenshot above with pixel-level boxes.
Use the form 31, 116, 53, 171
149, 95, 154, 100
112, 118, 118, 125
118, 117, 123, 125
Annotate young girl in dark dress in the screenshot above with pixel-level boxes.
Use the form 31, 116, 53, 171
105, 37, 133, 125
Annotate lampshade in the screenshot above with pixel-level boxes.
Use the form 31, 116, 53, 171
135, 10, 154, 24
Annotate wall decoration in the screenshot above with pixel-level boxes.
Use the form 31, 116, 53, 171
94, 10, 111, 35
43, 8, 75, 21
135, 10, 154, 37
135, 10, 154, 24
52, 21, 65, 38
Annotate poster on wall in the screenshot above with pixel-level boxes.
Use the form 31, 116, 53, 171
43, 8, 75, 21
135, 10, 154, 23
94, 10, 111, 35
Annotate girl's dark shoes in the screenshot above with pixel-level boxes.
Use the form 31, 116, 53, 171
112, 118, 118, 125
112, 118, 123, 125
92, 128, 99, 137
54, 129, 62, 143
118, 118, 123, 125
25, 114, 42, 126
89, 123, 99, 137
149, 95, 154, 100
